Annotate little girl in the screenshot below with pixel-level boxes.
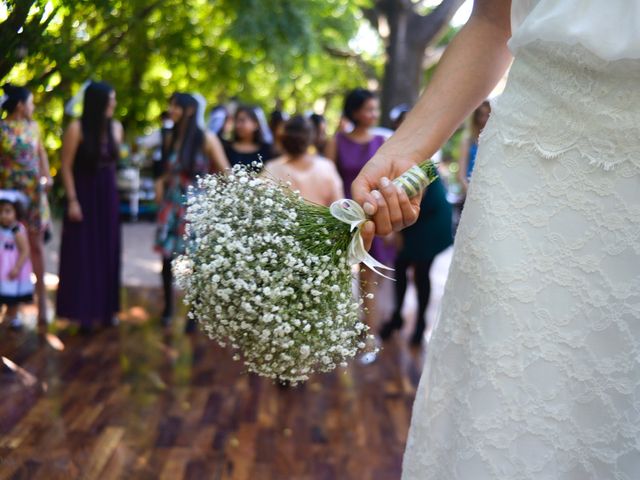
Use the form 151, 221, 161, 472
0, 197, 33, 330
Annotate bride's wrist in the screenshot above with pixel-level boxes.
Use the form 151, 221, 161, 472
378, 139, 435, 166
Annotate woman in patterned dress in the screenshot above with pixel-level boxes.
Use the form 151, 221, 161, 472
0, 84, 52, 326
155, 93, 229, 330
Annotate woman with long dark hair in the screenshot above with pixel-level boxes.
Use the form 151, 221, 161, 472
155, 92, 229, 329
223, 105, 275, 167
0, 84, 52, 328
57, 81, 123, 332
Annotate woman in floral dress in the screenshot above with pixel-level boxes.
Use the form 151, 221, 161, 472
155, 93, 229, 330
0, 84, 52, 326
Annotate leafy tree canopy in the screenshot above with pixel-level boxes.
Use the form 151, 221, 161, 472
1, 0, 381, 165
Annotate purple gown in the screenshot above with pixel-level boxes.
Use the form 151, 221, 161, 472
335, 132, 396, 267
56, 141, 121, 327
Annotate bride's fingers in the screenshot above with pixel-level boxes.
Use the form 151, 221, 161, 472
352, 176, 378, 217
379, 177, 403, 231
361, 221, 375, 250
371, 189, 392, 236
397, 186, 420, 226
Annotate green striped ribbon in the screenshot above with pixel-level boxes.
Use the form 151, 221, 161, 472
392, 159, 439, 198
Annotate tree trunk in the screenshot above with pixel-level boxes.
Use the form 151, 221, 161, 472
374, 0, 465, 127
380, 8, 425, 127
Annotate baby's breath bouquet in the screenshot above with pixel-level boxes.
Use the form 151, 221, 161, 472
174, 161, 437, 383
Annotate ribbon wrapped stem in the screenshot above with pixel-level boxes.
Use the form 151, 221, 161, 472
330, 159, 439, 278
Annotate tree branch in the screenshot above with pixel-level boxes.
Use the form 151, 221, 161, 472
0, 0, 40, 79
36, 0, 168, 83
322, 44, 378, 81
411, 0, 465, 47
0, 0, 37, 46
361, 7, 380, 31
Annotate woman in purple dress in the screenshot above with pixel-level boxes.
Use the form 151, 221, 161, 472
326, 88, 396, 344
57, 81, 123, 333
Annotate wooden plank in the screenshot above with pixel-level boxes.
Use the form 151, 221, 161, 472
82, 426, 125, 480
0, 285, 426, 479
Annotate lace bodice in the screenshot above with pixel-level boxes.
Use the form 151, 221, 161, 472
510, 0, 640, 60
486, 41, 640, 171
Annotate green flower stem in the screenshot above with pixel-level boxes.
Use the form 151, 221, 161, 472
392, 159, 439, 198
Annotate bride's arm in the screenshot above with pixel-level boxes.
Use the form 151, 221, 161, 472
352, 0, 513, 247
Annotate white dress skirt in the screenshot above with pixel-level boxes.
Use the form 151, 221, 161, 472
402, 41, 640, 479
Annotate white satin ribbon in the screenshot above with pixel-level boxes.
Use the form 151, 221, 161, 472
330, 199, 394, 280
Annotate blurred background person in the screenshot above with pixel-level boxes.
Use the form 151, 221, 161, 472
309, 113, 328, 157
0, 84, 51, 327
154, 111, 174, 202
223, 105, 275, 168
264, 114, 343, 206
207, 105, 229, 139
57, 81, 123, 333
379, 104, 453, 347
458, 100, 491, 192
0, 197, 33, 330
389, 104, 410, 130
378, 177, 452, 346
155, 92, 229, 331
268, 108, 288, 156
326, 88, 395, 359
136, 110, 174, 204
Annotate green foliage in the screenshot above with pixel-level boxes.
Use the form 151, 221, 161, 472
2, 0, 462, 183
1, 0, 373, 172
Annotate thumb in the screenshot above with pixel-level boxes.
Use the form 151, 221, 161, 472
351, 176, 378, 217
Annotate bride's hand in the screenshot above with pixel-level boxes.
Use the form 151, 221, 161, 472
351, 152, 422, 250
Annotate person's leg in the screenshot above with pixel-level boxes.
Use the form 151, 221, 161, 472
380, 256, 409, 340
5, 303, 22, 330
161, 256, 174, 326
28, 231, 46, 325
411, 256, 435, 346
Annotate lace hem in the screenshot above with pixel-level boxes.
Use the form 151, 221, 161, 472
485, 41, 640, 171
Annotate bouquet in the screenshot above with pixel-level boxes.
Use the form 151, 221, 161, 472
174, 160, 438, 383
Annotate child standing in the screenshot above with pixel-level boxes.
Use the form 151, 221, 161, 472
0, 197, 33, 330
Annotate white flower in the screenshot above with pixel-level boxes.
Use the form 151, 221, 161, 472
179, 165, 369, 384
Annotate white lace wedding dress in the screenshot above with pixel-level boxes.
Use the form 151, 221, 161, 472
402, 2, 640, 479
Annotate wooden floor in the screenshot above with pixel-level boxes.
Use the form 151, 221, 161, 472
0, 288, 427, 480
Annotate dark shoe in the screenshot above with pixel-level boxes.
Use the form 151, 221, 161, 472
277, 380, 292, 390
410, 327, 426, 347
102, 315, 119, 328
79, 324, 94, 336
161, 314, 173, 328
9, 317, 24, 331
380, 313, 403, 340
184, 316, 197, 334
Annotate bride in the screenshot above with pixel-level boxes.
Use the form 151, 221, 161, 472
352, 0, 640, 478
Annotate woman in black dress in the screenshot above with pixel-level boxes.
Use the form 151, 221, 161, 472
223, 106, 274, 167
